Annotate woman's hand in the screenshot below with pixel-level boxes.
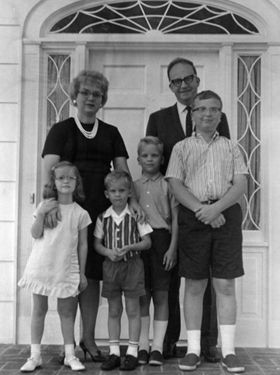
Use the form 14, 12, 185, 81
129, 197, 147, 224
44, 205, 62, 228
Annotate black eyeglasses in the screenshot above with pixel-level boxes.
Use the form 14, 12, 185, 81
170, 75, 196, 87
192, 107, 221, 116
78, 91, 103, 99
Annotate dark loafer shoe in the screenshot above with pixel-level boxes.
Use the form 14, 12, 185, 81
202, 346, 221, 363
222, 354, 245, 373
179, 353, 201, 371
120, 354, 138, 371
138, 349, 149, 365
149, 350, 163, 366
100, 354, 121, 371
163, 343, 177, 359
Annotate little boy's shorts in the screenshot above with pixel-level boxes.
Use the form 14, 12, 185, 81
141, 228, 173, 291
178, 203, 244, 280
101, 255, 146, 299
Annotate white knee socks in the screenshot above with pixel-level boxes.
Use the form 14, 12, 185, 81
220, 324, 236, 357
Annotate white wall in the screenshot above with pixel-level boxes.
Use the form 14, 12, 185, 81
0, 0, 21, 343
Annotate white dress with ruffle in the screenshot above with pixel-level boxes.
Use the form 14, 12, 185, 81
18, 202, 91, 298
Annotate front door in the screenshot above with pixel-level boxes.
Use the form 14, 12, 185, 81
90, 48, 221, 340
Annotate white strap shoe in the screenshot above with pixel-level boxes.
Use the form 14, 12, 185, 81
20, 356, 42, 372
64, 356, 85, 371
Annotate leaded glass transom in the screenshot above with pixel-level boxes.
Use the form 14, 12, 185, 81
50, 1, 258, 35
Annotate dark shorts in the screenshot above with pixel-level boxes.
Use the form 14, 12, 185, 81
178, 203, 244, 280
101, 255, 145, 299
141, 229, 173, 291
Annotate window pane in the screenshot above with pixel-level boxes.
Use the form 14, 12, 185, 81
47, 55, 71, 132
237, 56, 261, 230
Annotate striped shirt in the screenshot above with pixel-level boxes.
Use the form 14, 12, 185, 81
166, 133, 248, 202
94, 205, 152, 260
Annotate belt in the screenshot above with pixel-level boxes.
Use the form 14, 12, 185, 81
201, 199, 219, 205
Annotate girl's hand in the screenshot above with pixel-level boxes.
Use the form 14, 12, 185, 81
129, 198, 147, 224
79, 273, 88, 292
163, 248, 177, 271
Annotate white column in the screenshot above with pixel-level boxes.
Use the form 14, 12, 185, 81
267, 45, 280, 348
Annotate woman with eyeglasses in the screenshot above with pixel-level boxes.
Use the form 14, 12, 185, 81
42, 70, 144, 364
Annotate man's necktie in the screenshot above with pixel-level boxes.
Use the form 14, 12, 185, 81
185, 106, 192, 137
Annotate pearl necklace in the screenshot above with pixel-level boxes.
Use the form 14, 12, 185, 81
74, 115, 99, 139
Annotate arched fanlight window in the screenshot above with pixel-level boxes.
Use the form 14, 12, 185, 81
50, 1, 259, 35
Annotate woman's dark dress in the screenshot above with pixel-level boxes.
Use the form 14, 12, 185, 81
42, 117, 129, 280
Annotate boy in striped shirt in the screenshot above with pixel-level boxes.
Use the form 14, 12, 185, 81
94, 170, 152, 371
166, 91, 248, 373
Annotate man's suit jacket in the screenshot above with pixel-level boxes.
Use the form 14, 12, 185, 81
146, 103, 230, 174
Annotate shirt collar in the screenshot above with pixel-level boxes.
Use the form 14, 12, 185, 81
177, 101, 190, 114
194, 131, 220, 142
103, 204, 132, 219
141, 172, 162, 184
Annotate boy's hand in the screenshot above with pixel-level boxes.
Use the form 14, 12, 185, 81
108, 249, 124, 262
79, 273, 88, 292
116, 245, 130, 257
194, 204, 221, 225
209, 213, 226, 228
163, 249, 177, 271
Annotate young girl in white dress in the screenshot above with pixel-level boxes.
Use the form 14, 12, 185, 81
18, 161, 91, 372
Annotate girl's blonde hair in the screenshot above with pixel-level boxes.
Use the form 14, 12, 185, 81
43, 161, 85, 202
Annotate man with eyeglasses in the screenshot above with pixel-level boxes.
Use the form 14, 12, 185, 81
145, 57, 230, 363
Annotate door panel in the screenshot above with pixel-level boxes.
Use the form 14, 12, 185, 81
90, 49, 220, 340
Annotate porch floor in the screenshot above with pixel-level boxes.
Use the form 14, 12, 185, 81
0, 344, 279, 374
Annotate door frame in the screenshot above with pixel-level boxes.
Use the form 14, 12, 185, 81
17, 0, 275, 346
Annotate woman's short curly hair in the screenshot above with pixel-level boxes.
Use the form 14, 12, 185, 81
43, 161, 85, 202
68, 70, 109, 106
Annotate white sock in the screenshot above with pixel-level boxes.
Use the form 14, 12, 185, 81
30, 344, 41, 358
151, 320, 168, 353
65, 344, 75, 359
109, 340, 120, 356
126, 341, 138, 357
139, 316, 150, 352
187, 330, 201, 356
220, 324, 236, 357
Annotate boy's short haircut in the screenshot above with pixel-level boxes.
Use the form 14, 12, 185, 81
104, 170, 132, 190
137, 136, 164, 156
192, 90, 223, 110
